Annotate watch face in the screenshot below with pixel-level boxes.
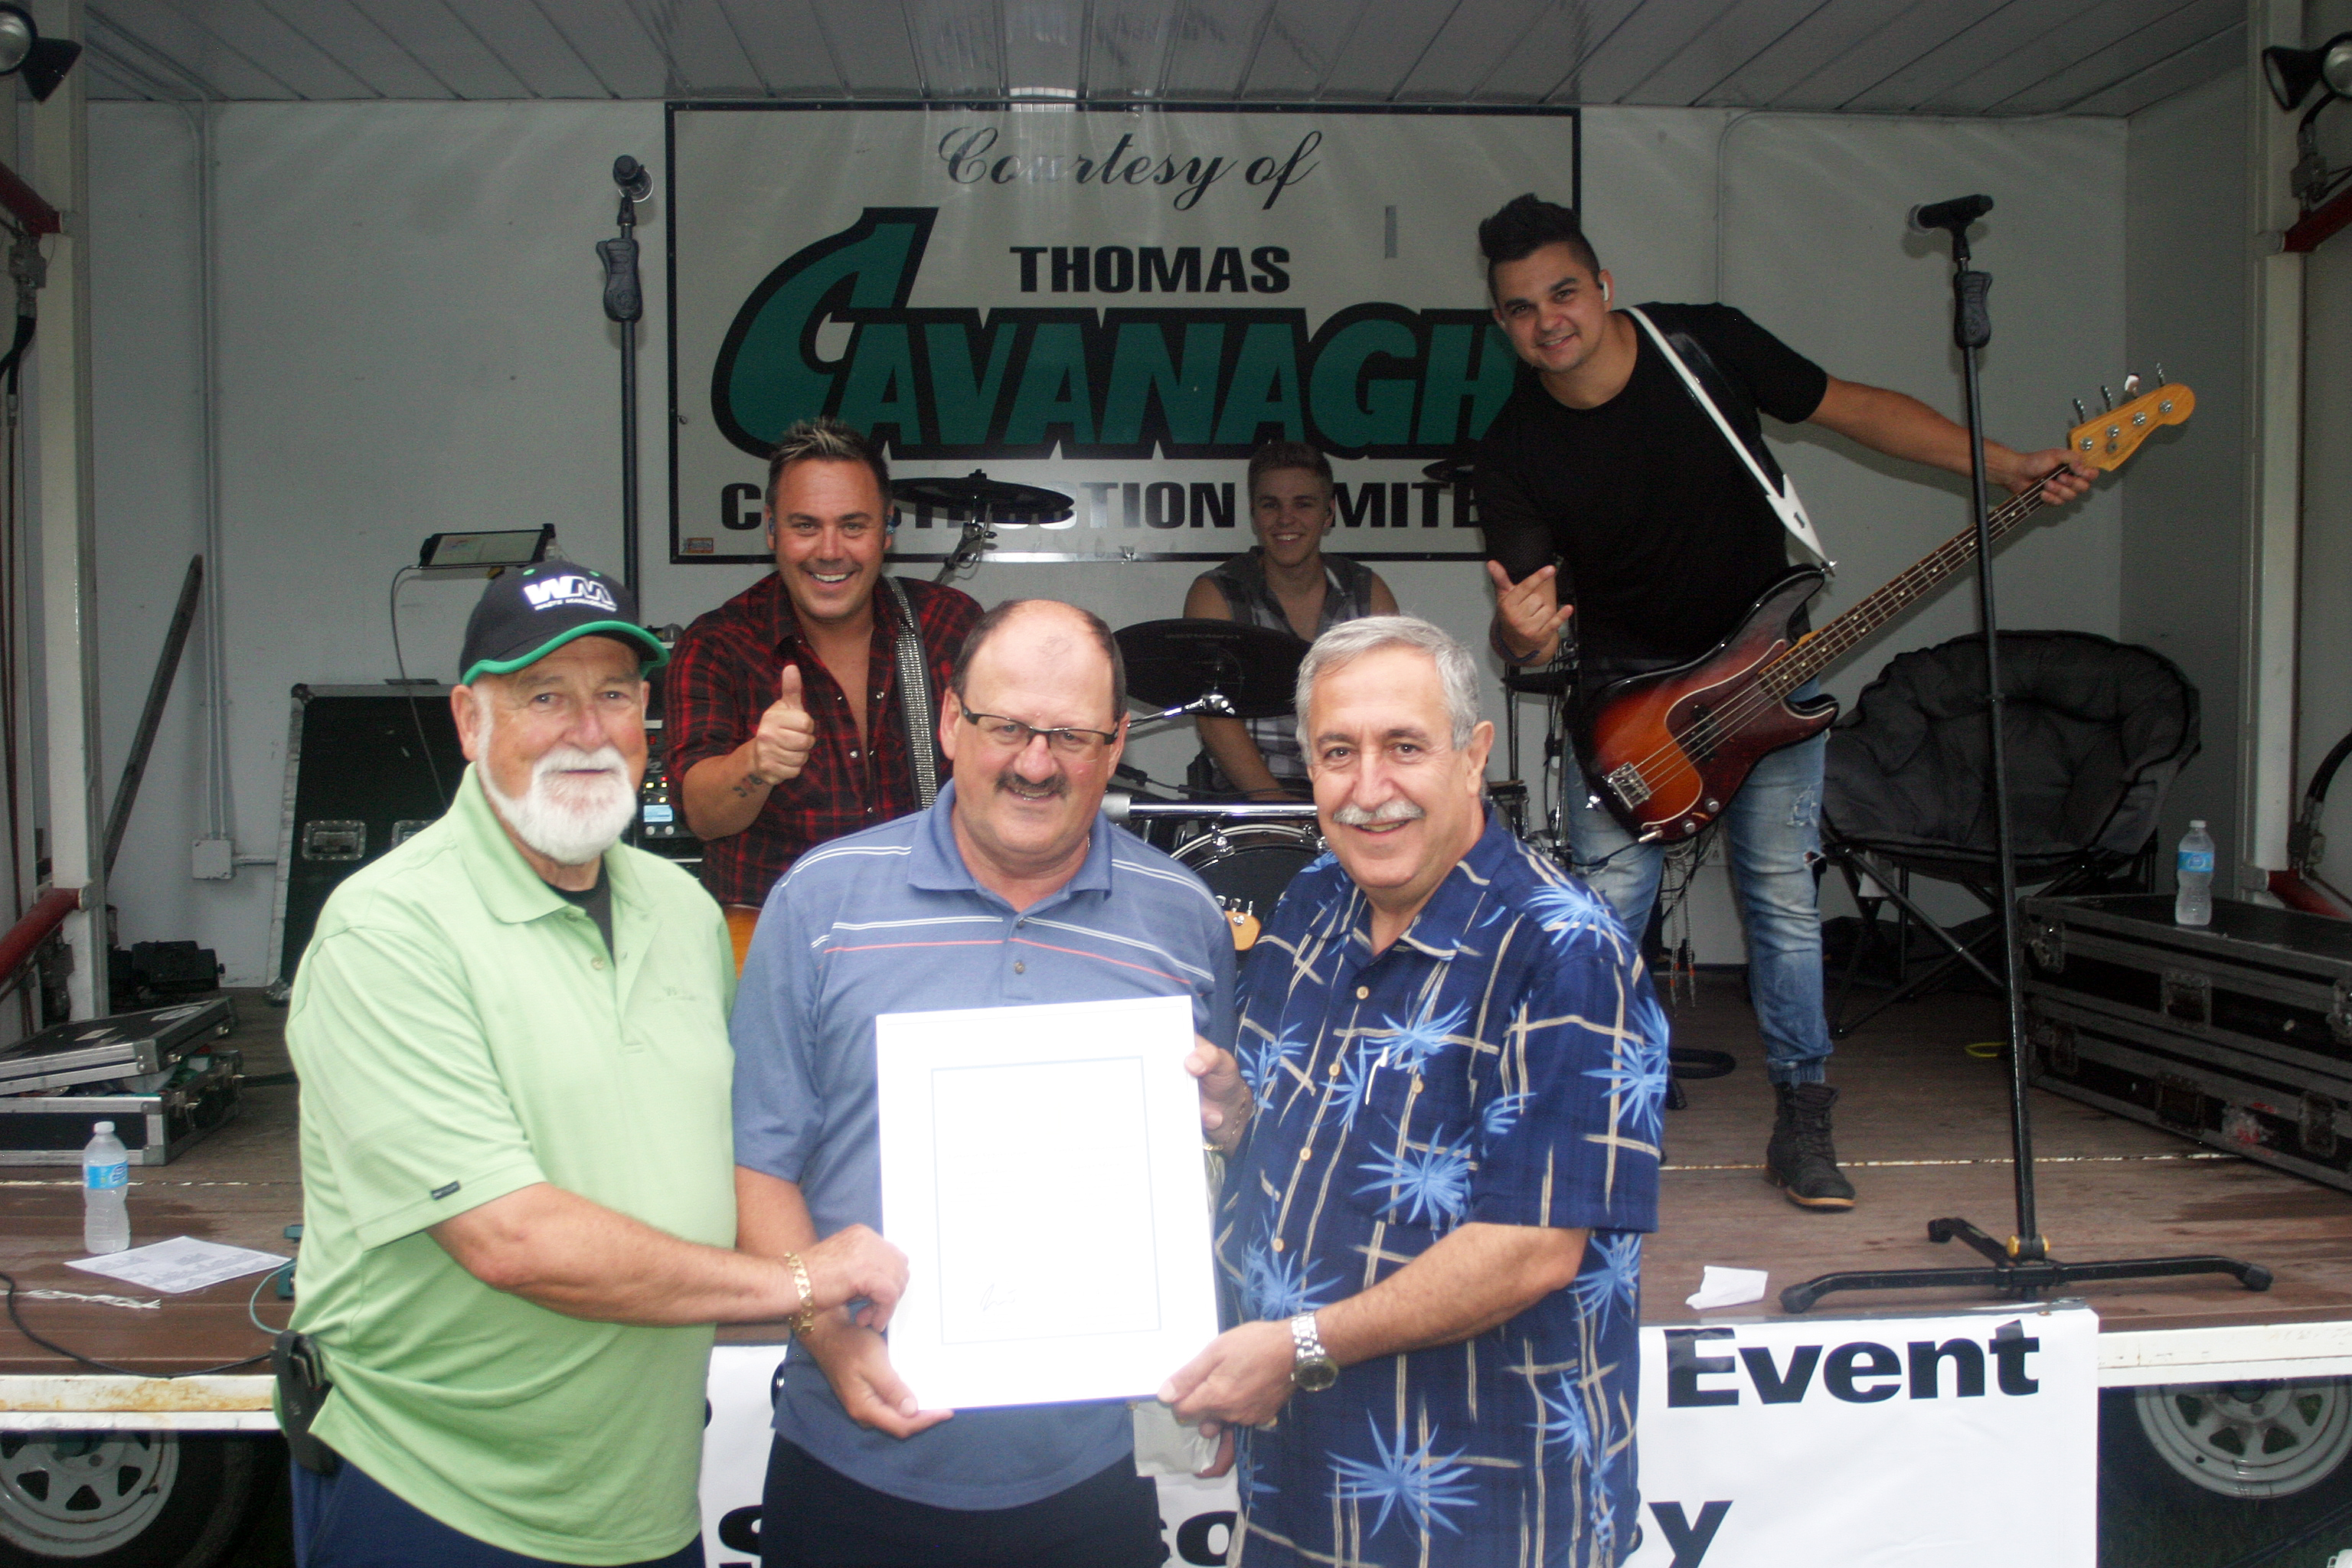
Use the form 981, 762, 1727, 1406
1294, 1356, 1341, 1393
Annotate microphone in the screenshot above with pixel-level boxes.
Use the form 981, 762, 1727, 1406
1909, 194, 1991, 233
612, 155, 652, 203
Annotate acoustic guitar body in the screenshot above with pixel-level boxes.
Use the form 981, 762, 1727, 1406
1579, 567, 1841, 843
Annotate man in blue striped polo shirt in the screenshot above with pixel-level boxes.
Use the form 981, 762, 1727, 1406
731, 598, 1250, 1568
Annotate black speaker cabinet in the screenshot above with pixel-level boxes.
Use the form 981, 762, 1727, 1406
266, 680, 699, 993
267, 684, 465, 993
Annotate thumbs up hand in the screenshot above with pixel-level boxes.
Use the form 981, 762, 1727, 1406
750, 663, 818, 786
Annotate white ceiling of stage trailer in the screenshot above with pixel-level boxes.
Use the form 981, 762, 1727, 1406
77, 0, 2241, 117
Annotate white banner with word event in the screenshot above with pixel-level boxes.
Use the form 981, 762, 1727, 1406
696, 1302, 2096, 1566
1624, 1302, 2099, 1566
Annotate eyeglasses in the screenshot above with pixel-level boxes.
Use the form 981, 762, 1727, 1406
961, 710, 1120, 758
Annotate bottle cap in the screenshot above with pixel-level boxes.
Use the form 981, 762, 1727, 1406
93, 1120, 112, 1132
2190, 820, 2206, 829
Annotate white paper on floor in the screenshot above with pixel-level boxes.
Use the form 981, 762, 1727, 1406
67, 1236, 289, 1295
1685, 1265, 1769, 1310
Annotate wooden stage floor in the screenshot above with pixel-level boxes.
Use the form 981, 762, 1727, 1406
5, 974, 2352, 1375
1647, 972, 2352, 1334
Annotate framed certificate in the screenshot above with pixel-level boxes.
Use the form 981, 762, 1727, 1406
874, 993, 1219, 1410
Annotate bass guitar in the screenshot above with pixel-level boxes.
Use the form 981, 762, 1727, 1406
1581, 377, 2194, 844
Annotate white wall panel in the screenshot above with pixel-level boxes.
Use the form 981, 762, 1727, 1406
2125, 69, 2247, 893
88, 105, 231, 978
1716, 112, 2128, 681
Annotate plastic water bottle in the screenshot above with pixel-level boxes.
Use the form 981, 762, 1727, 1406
2175, 820, 2215, 928
81, 1121, 129, 1255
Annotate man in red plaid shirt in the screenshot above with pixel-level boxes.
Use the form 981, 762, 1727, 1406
669, 420, 983, 947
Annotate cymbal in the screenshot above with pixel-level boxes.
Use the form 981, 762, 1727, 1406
1116, 619, 1308, 719
890, 470, 1073, 521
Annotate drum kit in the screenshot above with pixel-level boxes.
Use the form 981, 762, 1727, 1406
889, 469, 1577, 946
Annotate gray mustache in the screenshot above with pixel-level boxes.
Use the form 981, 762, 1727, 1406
1331, 799, 1425, 827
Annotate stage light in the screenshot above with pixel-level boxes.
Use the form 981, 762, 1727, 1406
2264, 32, 2352, 111
0, 5, 80, 104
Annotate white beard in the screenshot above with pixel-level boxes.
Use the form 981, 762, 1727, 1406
477, 710, 638, 867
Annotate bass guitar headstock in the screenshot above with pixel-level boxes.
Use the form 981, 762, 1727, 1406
2067, 377, 2194, 470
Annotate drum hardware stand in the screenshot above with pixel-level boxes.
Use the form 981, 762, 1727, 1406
935, 513, 995, 583
890, 472, 1071, 583
597, 155, 652, 594
1784, 196, 2269, 1312
1109, 799, 1319, 826
1653, 829, 1717, 1010
1146, 688, 1240, 725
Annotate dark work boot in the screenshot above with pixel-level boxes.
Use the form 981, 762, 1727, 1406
1766, 1082, 1857, 1211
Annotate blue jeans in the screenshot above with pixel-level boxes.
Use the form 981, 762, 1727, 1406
1566, 723, 1833, 1085
291, 1458, 706, 1568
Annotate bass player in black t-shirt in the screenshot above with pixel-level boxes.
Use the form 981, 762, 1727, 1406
1474, 193, 2093, 1212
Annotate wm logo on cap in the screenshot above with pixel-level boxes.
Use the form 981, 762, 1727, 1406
522, 576, 617, 613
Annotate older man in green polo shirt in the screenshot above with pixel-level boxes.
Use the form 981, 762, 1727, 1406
283, 560, 907, 1568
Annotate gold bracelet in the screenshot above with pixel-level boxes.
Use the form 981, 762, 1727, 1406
782, 1250, 818, 1337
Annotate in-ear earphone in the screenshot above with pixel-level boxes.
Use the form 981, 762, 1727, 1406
1602, 279, 1612, 302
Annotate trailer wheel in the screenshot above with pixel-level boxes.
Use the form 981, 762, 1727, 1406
2133, 1379, 2352, 1499
0, 1432, 269, 1567
2101, 1381, 2352, 1568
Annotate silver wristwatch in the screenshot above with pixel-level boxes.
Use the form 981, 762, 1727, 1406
1289, 1312, 1338, 1392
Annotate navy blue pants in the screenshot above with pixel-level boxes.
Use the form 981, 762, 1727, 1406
758, 1439, 1165, 1568
289, 1458, 706, 1568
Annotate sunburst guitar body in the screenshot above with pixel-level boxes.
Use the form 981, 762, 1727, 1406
1581, 571, 1837, 841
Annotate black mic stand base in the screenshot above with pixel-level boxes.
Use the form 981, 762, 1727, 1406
1782, 1219, 2272, 1314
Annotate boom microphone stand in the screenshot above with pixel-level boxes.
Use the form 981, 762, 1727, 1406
598, 155, 652, 593
1782, 195, 2269, 1312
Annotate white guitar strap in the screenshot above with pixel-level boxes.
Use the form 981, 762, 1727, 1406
1624, 306, 1834, 572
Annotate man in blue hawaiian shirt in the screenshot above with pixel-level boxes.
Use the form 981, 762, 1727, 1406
1161, 616, 1667, 1568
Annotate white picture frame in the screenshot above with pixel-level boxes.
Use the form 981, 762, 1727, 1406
874, 993, 1220, 1410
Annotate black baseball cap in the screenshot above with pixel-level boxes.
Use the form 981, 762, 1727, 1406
457, 560, 667, 686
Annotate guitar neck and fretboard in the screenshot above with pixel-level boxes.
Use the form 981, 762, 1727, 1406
1754, 477, 2056, 701
1757, 377, 2195, 701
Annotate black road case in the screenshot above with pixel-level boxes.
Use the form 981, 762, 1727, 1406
2021, 893, 2352, 1191
0, 1049, 243, 1166
0, 998, 237, 1095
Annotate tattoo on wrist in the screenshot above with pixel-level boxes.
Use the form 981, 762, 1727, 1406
736, 769, 769, 796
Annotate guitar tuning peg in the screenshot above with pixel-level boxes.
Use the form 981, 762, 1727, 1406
2099, 385, 2114, 411
2073, 398, 2088, 424
2155, 361, 2168, 386
2124, 372, 2142, 397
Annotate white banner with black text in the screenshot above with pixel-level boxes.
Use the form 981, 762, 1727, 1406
1623, 1302, 2099, 1566
695, 1303, 2096, 1566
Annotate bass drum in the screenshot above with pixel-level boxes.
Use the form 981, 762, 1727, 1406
1172, 822, 1325, 930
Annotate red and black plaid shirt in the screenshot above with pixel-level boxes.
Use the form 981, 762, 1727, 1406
665, 573, 984, 906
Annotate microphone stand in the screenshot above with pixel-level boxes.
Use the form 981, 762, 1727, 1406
1782, 201, 2269, 1312
598, 157, 651, 594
